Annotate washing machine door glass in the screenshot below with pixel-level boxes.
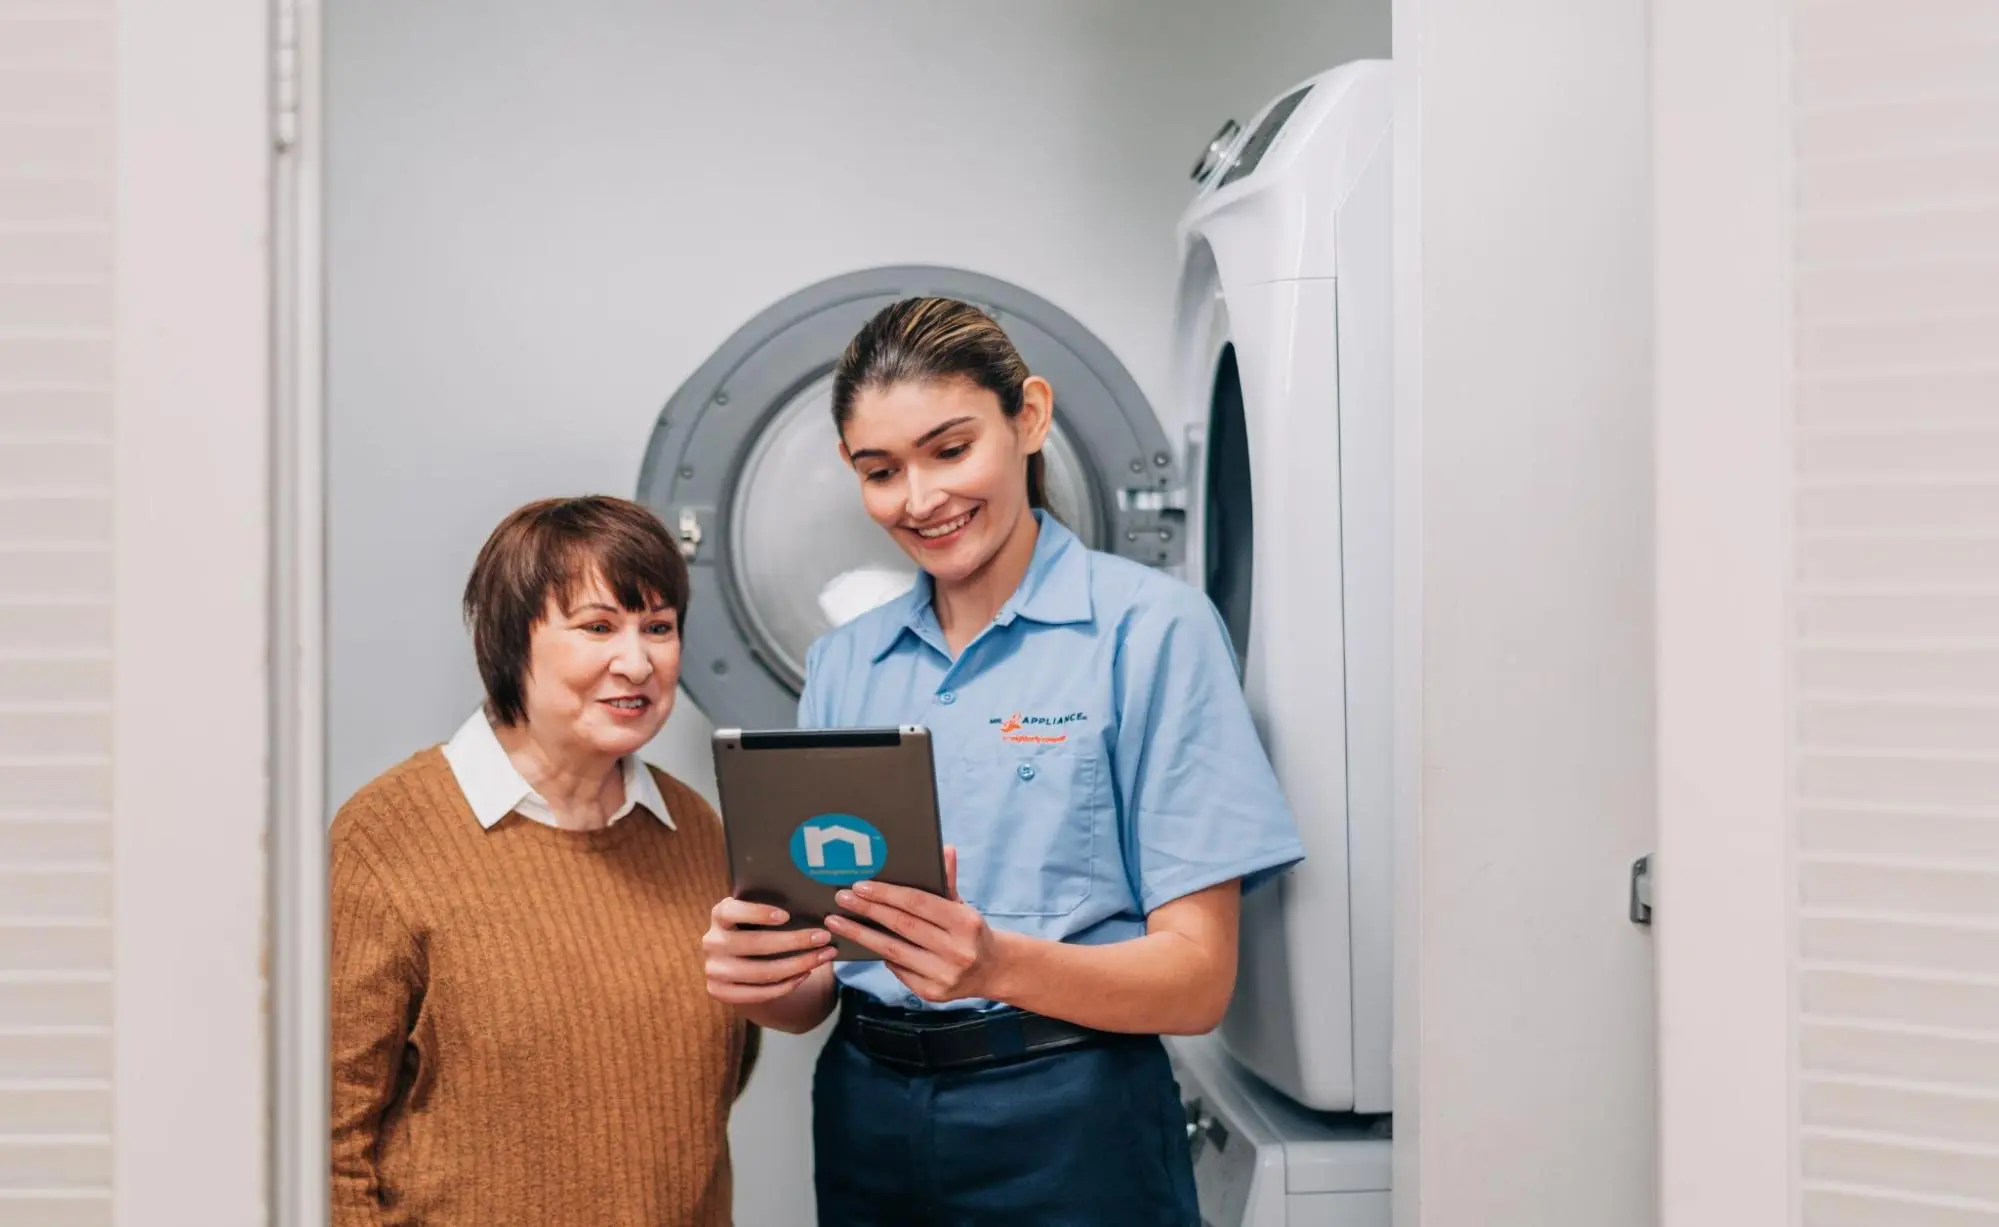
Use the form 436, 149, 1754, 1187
727, 373, 1106, 693
726, 374, 913, 690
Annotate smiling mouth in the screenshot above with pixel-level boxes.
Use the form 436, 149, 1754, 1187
602, 697, 650, 711
910, 507, 976, 541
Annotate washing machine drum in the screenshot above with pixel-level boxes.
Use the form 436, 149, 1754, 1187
636, 266, 1184, 731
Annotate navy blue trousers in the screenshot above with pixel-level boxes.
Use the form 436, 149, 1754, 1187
812, 1026, 1200, 1227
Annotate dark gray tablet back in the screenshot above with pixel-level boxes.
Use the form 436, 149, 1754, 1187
711, 725, 948, 961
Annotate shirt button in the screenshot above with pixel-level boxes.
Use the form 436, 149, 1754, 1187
938, 690, 956, 705
1017, 763, 1036, 781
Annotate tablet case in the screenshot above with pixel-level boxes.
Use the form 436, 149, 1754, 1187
711, 725, 949, 961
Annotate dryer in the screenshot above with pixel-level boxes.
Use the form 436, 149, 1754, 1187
1175, 60, 1396, 1116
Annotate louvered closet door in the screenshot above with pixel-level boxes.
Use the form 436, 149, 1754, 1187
0, 4, 115, 1225
1792, 2, 1999, 1221
1660, 2, 1999, 1225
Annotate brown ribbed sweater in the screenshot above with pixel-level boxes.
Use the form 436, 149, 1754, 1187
329, 747, 753, 1227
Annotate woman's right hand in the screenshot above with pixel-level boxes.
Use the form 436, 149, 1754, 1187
702, 898, 836, 1006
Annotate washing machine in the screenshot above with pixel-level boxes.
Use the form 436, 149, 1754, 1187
1174, 58, 1396, 1125
1168, 1032, 1392, 1227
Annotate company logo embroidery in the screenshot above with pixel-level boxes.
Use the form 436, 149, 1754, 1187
788, 814, 888, 886
989, 711, 1087, 745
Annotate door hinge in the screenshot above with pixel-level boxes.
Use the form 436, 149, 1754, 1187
1629, 855, 1654, 926
274, 0, 301, 153
675, 507, 704, 561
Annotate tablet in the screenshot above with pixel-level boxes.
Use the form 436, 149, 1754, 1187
710, 725, 950, 961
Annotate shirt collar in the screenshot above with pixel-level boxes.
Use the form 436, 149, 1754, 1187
871, 510, 1094, 662
441, 708, 675, 830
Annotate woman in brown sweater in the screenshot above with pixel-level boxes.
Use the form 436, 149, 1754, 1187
330, 495, 755, 1227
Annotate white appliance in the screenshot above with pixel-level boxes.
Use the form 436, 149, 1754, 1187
1174, 60, 1396, 1116
1169, 1033, 1392, 1227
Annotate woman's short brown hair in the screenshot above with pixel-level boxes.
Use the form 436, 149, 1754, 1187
462, 496, 689, 726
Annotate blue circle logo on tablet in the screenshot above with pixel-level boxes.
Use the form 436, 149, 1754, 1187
790, 814, 888, 886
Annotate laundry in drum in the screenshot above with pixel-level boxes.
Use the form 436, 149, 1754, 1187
817, 565, 919, 627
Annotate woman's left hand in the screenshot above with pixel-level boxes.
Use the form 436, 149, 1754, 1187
826, 846, 1011, 1003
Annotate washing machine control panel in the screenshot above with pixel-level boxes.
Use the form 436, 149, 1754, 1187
1215, 83, 1314, 190
1191, 119, 1243, 183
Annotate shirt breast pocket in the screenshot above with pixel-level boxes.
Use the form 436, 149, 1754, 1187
958, 742, 1100, 919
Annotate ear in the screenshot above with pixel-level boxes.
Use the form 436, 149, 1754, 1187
837, 438, 854, 467
1017, 376, 1055, 454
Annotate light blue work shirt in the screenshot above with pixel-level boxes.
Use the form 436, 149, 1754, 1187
796, 510, 1306, 1011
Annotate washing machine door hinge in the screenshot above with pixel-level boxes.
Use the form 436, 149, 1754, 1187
1117, 485, 1188, 514
1114, 484, 1187, 568
675, 507, 705, 561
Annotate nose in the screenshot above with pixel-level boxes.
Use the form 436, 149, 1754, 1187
904, 467, 948, 520
610, 628, 653, 684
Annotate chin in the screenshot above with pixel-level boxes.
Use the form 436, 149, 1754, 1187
589, 714, 669, 757
901, 525, 1002, 585
919, 553, 985, 586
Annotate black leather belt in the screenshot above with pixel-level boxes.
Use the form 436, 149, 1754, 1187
837, 987, 1109, 1074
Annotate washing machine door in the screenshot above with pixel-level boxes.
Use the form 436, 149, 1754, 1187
637, 266, 1183, 731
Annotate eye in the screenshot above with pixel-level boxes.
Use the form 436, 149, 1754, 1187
862, 467, 896, 484
582, 621, 613, 634
647, 620, 677, 636
937, 442, 969, 460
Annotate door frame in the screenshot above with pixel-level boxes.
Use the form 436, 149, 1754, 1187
109, 0, 286, 1219
1653, 0, 1797, 1222
270, 0, 331, 1223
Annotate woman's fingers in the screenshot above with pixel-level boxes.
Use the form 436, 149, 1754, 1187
704, 923, 829, 959
832, 888, 953, 951
824, 915, 951, 982
702, 896, 837, 1003
711, 897, 788, 929
707, 968, 815, 1005
706, 948, 832, 987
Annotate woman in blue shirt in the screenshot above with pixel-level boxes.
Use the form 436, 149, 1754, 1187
703, 297, 1305, 1226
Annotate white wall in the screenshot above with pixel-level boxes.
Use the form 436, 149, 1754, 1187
326, 5, 1389, 1224
1391, 0, 1658, 1224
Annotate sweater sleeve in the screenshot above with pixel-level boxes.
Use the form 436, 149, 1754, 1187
329, 834, 423, 1227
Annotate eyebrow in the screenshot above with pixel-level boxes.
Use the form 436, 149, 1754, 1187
569, 602, 673, 616
847, 415, 977, 463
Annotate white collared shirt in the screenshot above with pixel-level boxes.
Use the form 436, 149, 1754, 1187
442, 709, 675, 831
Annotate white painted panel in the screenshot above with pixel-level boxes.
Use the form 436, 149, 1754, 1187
0, 391, 110, 437
1655, 0, 1794, 1222
0, 234, 110, 280
0, 1028, 108, 1079
0, 0, 114, 1205
110, 0, 272, 1220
